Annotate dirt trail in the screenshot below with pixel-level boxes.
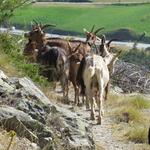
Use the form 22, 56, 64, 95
52, 85, 135, 150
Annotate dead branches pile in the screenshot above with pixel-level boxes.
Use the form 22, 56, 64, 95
112, 60, 150, 94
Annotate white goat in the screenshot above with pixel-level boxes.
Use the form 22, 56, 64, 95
82, 36, 121, 124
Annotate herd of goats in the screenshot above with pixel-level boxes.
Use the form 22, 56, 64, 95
23, 21, 122, 124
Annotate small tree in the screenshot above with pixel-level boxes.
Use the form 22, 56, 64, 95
0, 0, 32, 26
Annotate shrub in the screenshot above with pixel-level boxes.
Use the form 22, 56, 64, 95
0, 33, 49, 86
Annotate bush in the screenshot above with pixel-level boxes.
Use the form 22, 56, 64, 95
0, 33, 49, 86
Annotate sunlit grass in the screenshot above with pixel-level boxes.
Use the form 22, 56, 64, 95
107, 92, 150, 145
125, 125, 148, 143
11, 4, 150, 36
0, 33, 49, 87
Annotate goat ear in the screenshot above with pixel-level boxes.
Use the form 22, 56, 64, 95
42, 24, 56, 30
83, 28, 89, 34
94, 27, 105, 35
67, 41, 72, 52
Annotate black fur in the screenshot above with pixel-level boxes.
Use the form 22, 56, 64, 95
39, 46, 59, 69
76, 57, 86, 95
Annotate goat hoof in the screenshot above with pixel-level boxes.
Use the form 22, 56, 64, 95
63, 98, 70, 105
86, 105, 90, 110
90, 114, 95, 120
97, 117, 101, 125
101, 110, 104, 117
77, 103, 83, 107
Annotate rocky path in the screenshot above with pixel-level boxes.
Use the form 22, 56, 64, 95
54, 85, 135, 150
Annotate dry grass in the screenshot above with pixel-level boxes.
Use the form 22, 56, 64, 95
0, 128, 39, 150
107, 92, 150, 146
125, 125, 148, 143
0, 52, 23, 77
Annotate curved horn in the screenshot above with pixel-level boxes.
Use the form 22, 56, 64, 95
107, 39, 118, 47
42, 24, 56, 30
94, 27, 105, 35
90, 25, 95, 32
72, 43, 81, 53
68, 43, 81, 59
101, 34, 106, 44
33, 19, 38, 25
67, 41, 72, 53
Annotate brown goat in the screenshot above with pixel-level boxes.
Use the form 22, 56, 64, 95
24, 23, 93, 105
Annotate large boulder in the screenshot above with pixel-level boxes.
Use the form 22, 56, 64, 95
0, 70, 95, 150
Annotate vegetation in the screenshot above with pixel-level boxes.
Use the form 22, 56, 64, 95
92, 0, 150, 2
0, 33, 49, 87
121, 48, 150, 69
107, 93, 150, 144
11, 4, 150, 36
0, 0, 32, 26
126, 125, 148, 143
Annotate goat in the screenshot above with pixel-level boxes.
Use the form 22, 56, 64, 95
33, 42, 81, 103
83, 25, 104, 44
80, 49, 121, 124
77, 35, 118, 109
24, 22, 93, 105
94, 35, 119, 100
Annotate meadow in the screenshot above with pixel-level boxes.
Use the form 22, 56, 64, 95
92, 0, 150, 2
11, 3, 150, 36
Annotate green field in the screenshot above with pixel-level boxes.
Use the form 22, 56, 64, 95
92, 0, 150, 2
11, 4, 150, 36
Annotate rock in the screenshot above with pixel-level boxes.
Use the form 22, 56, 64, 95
0, 70, 95, 149
0, 106, 54, 149
18, 77, 51, 105
1, 116, 38, 143
47, 105, 95, 150
0, 73, 14, 93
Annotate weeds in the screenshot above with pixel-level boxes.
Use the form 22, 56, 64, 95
125, 125, 148, 143
0, 33, 49, 87
107, 93, 150, 145
115, 106, 143, 123
7, 130, 16, 150
130, 96, 150, 109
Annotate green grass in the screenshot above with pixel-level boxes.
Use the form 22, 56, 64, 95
0, 33, 49, 87
11, 4, 150, 36
92, 0, 150, 2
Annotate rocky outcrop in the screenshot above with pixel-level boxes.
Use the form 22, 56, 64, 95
0, 70, 94, 150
